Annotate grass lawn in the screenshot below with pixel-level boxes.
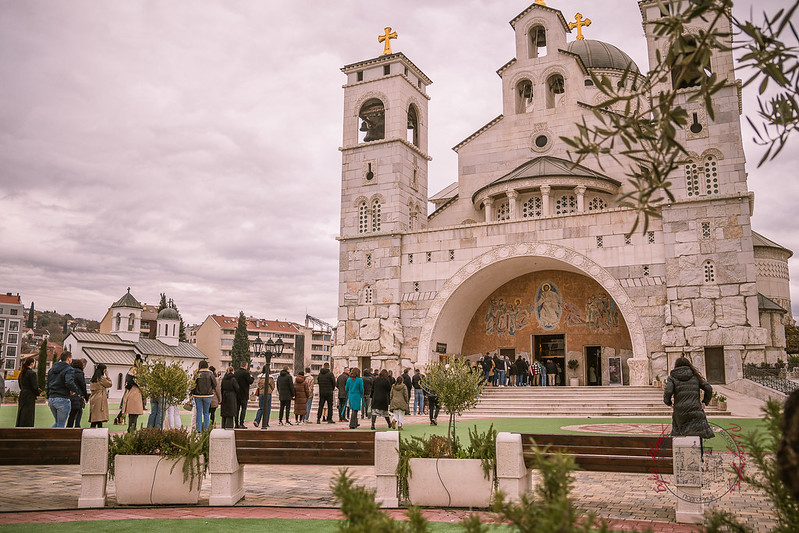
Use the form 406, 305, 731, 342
0, 405, 766, 452
0, 519, 512, 532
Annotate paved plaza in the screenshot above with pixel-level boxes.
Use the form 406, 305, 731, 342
0, 413, 777, 532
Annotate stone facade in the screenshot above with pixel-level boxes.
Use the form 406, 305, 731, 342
333, 1, 793, 384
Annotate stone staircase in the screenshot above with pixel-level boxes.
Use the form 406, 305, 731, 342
462, 385, 731, 418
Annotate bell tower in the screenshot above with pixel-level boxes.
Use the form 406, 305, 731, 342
339, 41, 432, 237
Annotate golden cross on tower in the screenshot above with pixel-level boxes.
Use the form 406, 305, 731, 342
568, 12, 592, 40
378, 27, 398, 56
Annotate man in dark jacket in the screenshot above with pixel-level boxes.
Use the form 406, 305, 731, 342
336, 368, 350, 421
234, 361, 254, 428
46, 351, 81, 428
316, 362, 337, 424
411, 369, 424, 415
401, 368, 412, 402
276, 367, 295, 425
361, 369, 375, 419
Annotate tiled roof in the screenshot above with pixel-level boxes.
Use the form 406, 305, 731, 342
758, 293, 787, 313
111, 289, 143, 309
210, 315, 301, 334
752, 231, 793, 257
0, 294, 21, 304
135, 338, 206, 360
83, 347, 138, 366
71, 331, 130, 345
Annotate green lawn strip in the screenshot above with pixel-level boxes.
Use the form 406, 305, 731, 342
0, 518, 511, 532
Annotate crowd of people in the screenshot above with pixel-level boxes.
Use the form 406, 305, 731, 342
473, 352, 570, 387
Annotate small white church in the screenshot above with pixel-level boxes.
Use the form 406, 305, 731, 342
332, 0, 793, 387
63, 289, 206, 401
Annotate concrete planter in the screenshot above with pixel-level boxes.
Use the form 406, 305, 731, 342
407, 458, 492, 508
717, 401, 727, 411
114, 455, 203, 505
569, 377, 580, 386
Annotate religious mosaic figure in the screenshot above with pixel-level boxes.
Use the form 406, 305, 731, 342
586, 293, 620, 330
535, 282, 561, 330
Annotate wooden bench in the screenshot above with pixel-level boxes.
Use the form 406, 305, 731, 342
233, 429, 375, 466
519, 433, 673, 475
209, 428, 396, 506
0, 428, 84, 465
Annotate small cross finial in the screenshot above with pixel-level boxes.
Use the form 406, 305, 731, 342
534, 0, 547, 5
568, 12, 592, 40
378, 27, 398, 56
127, 287, 131, 293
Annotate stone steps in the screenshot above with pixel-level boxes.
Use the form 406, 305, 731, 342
462, 386, 729, 417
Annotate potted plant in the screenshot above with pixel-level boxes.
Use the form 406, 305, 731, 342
710, 391, 718, 407
716, 395, 727, 411
567, 359, 580, 386
109, 358, 207, 505
653, 375, 662, 389
399, 358, 495, 507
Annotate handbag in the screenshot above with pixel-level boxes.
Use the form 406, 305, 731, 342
183, 400, 194, 411
114, 413, 126, 426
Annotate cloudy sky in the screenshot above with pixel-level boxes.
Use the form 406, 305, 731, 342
0, 0, 795, 326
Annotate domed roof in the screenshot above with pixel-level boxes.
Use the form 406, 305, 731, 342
157, 307, 180, 320
567, 40, 640, 73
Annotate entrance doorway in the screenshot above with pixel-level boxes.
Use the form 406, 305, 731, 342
358, 356, 371, 372
585, 346, 601, 386
704, 347, 726, 384
533, 334, 565, 386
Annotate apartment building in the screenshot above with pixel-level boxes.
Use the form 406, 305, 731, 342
0, 292, 24, 372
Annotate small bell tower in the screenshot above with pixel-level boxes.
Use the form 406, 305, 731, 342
339, 29, 432, 237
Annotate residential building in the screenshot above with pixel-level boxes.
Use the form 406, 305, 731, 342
0, 292, 24, 372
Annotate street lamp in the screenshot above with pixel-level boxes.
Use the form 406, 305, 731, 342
252, 336, 264, 367
263, 338, 284, 374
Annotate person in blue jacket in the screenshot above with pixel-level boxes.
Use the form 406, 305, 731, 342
345, 367, 364, 429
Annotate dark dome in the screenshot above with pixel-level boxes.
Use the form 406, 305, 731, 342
158, 307, 180, 320
567, 40, 640, 73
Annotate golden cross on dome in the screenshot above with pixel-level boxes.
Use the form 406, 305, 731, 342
378, 27, 398, 56
534, 0, 547, 5
568, 13, 591, 40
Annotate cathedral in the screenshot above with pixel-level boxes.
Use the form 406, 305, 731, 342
333, 1, 793, 387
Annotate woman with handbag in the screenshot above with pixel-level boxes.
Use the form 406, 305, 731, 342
88, 364, 112, 428
121, 366, 144, 432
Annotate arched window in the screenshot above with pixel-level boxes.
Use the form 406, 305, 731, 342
703, 260, 716, 283
496, 201, 510, 221
523, 196, 542, 218
515, 79, 534, 113
555, 195, 576, 215
358, 201, 369, 233
587, 197, 607, 211
358, 98, 385, 142
172, 324, 176, 337
371, 200, 382, 232
114, 313, 121, 331
128, 313, 135, 331
671, 36, 711, 90
528, 25, 547, 58
684, 160, 701, 197
546, 74, 565, 109
407, 104, 419, 146
704, 155, 719, 195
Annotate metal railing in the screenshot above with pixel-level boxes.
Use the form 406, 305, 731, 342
743, 365, 799, 395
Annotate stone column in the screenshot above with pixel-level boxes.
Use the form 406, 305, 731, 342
208, 428, 245, 506
574, 185, 586, 212
507, 190, 520, 220
79, 428, 109, 508
673, 436, 704, 523
540, 185, 551, 217
375, 431, 400, 507
483, 197, 495, 223
496, 432, 530, 501
627, 358, 649, 386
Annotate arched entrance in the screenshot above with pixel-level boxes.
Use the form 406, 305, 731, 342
417, 243, 649, 385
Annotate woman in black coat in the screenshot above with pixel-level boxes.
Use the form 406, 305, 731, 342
664, 356, 714, 445
16, 356, 39, 427
370, 369, 393, 430
220, 367, 240, 429
67, 359, 89, 428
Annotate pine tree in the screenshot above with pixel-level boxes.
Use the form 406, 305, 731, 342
231, 311, 250, 369
26, 301, 35, 329
36, 339, 48, 392
158, 293, 168, 312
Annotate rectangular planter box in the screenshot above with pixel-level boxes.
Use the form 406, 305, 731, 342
407, 458, 493, 508
114, 455, 203, 505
